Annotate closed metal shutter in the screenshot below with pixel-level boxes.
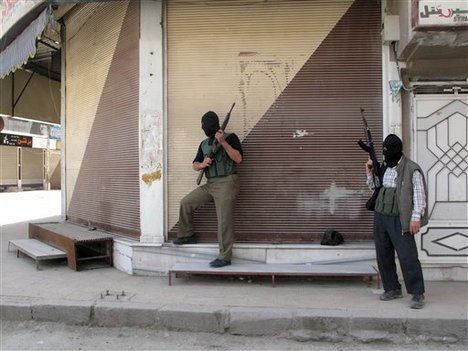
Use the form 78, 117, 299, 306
64, 1, 140, 237
0, 146, 18, 186
48, 150, 60, 189
22, 147, 43, 186
167, 0, 382, 242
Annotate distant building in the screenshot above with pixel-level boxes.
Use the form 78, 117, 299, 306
0, 115, 61, 191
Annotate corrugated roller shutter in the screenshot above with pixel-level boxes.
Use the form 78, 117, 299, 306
167, 0, 382, 242
48, 150, 60, 189
21, 147, 43, 185
0, 146, 18, 186
64, 1, 140, 237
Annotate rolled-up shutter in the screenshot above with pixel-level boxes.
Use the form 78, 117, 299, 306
167, 0, 382, 242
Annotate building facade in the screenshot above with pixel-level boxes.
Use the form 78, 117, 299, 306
0, 115, 61, 190
1, 0, 466, 279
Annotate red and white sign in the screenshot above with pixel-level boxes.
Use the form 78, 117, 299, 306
417, 0, 468, 27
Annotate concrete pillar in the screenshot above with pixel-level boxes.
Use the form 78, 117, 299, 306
139, 0, 165, 244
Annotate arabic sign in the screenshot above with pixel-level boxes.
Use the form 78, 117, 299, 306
1, 133, 32, 147
1, 116, 61, 139
417, 0, 468, 27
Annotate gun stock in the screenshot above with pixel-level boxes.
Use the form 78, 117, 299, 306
196, 103, 236, 185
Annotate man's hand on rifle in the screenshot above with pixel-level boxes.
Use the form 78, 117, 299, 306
215, 129, 226, 145
193, 156, 213, 171
366, 158, 374, 175
202, 156, 213, 169
216, 129, 243, 164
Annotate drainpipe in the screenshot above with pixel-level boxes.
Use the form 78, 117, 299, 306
382, 42, 403, 138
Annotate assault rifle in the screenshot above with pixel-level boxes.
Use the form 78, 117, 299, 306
196, 102, 236, 185
357, 107, 382, 211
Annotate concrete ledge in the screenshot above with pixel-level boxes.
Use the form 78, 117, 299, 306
130, 243, 378, 275
31, 299, 93, 325
293, 308, 349, 336
229, 307, 295, 336
406, 311, 468, 342
0, 297, 33, 321
94, 302, 160, 327
157, 305, 227, 333
1, 296, 466, 344
349, 309, 405, 335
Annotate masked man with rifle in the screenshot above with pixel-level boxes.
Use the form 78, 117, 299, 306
173, 110, 243, 268
365, 134, 428, 309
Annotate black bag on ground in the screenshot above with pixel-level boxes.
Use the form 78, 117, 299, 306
320, 230, 344, 246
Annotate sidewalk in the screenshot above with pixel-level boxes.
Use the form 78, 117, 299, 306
1, 191, 467, 345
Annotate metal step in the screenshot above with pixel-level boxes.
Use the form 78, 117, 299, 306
8, 238, 67, 269
168, 262, 380, 287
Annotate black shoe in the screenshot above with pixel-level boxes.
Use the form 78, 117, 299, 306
172, 234, 197, 245
410, 294, 425, 309
379, 289, 403, 301
209, 258, 231, 268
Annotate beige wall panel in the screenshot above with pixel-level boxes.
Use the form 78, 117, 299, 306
0, 70, 60, 123
22, 147, 43, 185
0, 146, 18, 185
48, 150, 60, 189
167, 0, 353, 230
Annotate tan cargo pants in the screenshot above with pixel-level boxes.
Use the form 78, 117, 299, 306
177, 174, 240, 261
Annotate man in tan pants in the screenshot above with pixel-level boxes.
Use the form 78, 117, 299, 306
173, 111, 243, 268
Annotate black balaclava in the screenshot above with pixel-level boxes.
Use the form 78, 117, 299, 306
383, 134, 403, 168
201, 111, 220, 138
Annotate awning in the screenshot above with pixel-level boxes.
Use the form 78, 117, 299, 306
0, 7, 52, 79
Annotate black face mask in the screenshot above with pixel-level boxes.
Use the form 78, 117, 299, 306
201, 111, 220, 138
383, 134, 403, 168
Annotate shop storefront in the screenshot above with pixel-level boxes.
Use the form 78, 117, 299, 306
1, 0, 466, 278
0, 116, 60, 191
166, 0, 382, 244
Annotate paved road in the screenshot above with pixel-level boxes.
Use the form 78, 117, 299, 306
2, 320, 465, 351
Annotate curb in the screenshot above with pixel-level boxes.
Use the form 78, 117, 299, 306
1, 296, 466, 344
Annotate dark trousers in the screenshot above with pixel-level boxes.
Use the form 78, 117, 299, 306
373, 212, 425, 295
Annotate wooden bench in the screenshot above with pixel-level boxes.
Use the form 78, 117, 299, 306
29, 222, 113, 271
168, 262, 380, 287
8, 239, 67, 270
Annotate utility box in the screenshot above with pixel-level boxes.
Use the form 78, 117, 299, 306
382, 15, 400, 44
